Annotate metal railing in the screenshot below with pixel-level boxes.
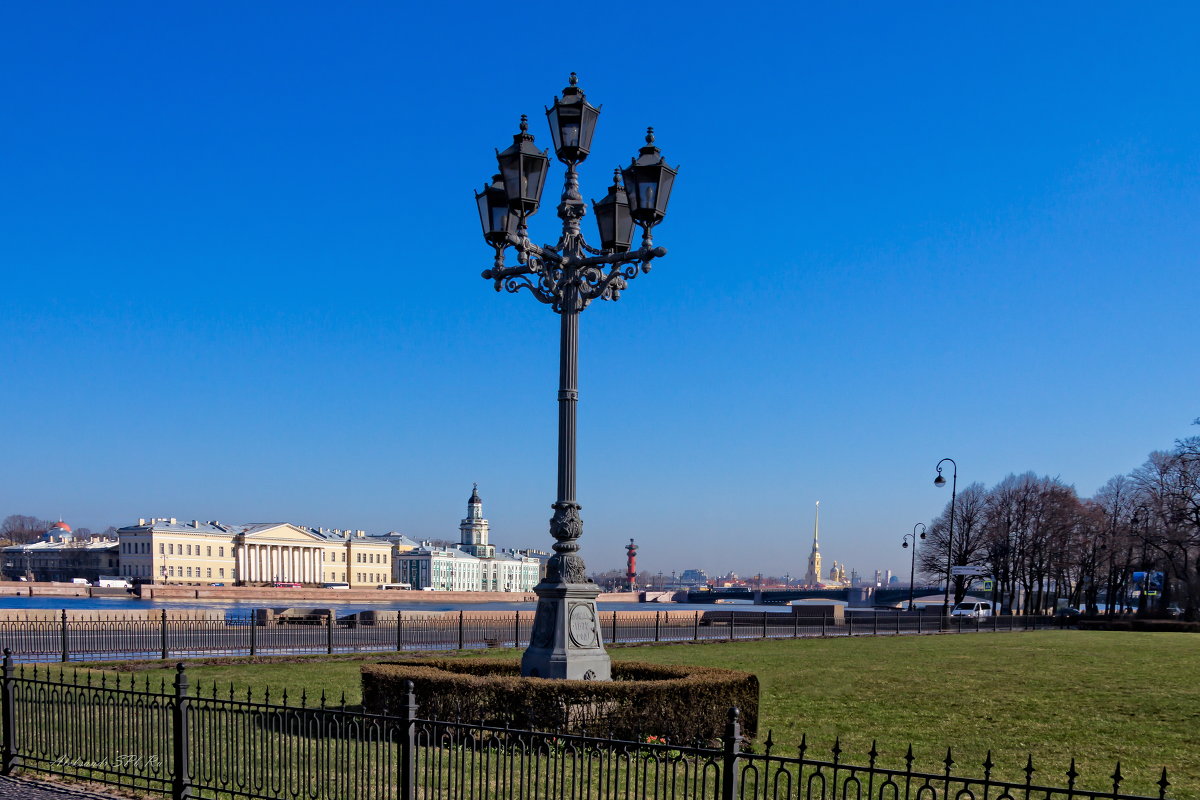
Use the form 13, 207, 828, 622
0, 610, 1059, 663
0, 655, 1170, 800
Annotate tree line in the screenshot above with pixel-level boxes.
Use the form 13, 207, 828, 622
919, 420, 1200, 619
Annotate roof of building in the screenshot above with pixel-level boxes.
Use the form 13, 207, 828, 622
4, 537, 117, 552
362, 531, 421, 548
406, 546, 481, 561
51, 521, 71, 533
469, 483, 481, 505
118, 519, 390, 546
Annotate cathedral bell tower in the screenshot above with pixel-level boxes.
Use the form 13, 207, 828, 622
459, 483, 495, 558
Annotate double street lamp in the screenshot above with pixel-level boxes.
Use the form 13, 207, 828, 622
934, 458, 958, 614
476, 75, 677, 680
902, 523, 926, 611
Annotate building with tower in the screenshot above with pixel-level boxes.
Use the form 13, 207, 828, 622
394, 485, 540, 592
458, 484, 494, 558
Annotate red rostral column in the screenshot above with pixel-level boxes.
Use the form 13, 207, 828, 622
625, 539, 638, 591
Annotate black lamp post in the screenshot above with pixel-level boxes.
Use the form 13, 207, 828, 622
1131, 506, 1153, 618
934, 458, 958, 615
902, 523, 927, 611
477, 74, 676, 680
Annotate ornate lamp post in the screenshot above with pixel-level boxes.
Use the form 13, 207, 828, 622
902, 523, 927, 611
476, 75, 677, 680
934, 458, 958, 614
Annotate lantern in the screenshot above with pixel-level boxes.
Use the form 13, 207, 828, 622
475, 174, 517, 245
621, 128, 678, 226
495, 116, 550, 217
545, 73, 601, 164
591, 169, 634, 253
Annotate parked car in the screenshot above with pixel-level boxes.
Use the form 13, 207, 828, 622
1164, 605, 1183, 619
1054, 606, 1082, 622
950, 601, 993, 618
208, 582, 225, 586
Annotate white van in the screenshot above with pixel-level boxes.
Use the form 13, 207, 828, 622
950, 601, 993, 618
377, 583, 412, 590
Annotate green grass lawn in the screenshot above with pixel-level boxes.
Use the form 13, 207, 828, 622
85, 631, 1200, 798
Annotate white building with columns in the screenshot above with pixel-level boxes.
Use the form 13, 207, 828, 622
116, 518, 394, 588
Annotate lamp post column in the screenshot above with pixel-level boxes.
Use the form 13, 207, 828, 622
904, 523, 926, 612
520, 177, 612, 681
935, 458, 958, 615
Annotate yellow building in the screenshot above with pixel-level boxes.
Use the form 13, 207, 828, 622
117, 518, 396, 587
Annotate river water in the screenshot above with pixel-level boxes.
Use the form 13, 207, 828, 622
0, 595, 803, 617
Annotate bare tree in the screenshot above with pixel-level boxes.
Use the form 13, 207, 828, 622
918, 482, 990, 604
1, 515, 52, 545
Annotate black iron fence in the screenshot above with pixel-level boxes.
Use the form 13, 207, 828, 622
0, 655, 1170, 800
0, 610, 1059, 663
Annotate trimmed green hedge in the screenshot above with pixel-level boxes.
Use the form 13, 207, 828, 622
1078, 620, 1200, 632
361, 657, 758, 743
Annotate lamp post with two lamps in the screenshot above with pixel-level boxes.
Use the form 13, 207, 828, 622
902, 523, 927, 611
475, 74, 677, 680
934, 458, 958, 614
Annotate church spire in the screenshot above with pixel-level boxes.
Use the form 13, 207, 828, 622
803, 500, 822, 586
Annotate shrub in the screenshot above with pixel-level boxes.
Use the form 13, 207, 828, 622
1077, 620, 1199, 633
361, 657, 758, 743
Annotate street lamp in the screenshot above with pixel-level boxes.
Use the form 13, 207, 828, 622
1131, 505, 1153, 617
902, 523, 927, 611
478, 74, 676, 680
934, 458, 958, 615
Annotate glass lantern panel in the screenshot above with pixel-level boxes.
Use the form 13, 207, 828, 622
523, 158, 546, 203
490, 204, 509, 234
655, 169, 675, 214
638, 180, 657, 210
500, 161, 523, 203
561, 122, 581, 149
476, 192, 491, 235
578, 106, 599, 153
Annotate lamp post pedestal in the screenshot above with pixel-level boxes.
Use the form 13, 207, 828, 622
522, 581, 611, 680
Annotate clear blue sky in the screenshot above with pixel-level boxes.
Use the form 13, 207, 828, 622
3, 2, 1198, 579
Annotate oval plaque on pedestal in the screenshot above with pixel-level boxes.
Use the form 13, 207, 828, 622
568, 603, 598, 648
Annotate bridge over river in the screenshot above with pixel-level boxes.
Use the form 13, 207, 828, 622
684, 586, 945, 606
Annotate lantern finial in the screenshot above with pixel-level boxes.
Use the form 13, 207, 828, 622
569, 72, 578, 87
645, 127, 655, 145
612, 168, 621, 185
520, 115, 529, 134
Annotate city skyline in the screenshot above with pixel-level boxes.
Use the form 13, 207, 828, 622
3, 3, 1198, 579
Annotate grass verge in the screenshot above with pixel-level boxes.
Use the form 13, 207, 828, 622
73, 630, 1198, 798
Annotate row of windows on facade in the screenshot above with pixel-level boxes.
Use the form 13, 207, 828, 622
122, 541, 388, 564
141, 565, 391, 582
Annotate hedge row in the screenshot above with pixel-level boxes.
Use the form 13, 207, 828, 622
361, 658, 759, 743
1078, 619, 1200, 633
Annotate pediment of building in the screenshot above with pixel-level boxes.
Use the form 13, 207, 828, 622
240, 524, 327, 544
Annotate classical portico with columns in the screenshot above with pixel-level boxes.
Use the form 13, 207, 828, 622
117, 518, 394, 588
